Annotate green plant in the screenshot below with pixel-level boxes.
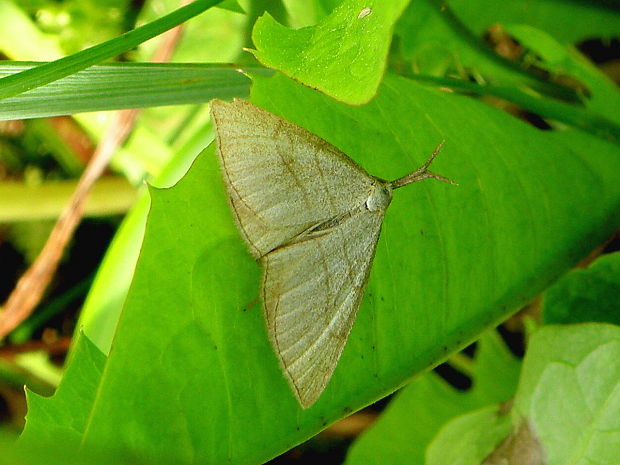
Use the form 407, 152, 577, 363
1, 0, 619, 463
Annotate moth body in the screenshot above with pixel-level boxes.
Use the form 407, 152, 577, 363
365, 181, 392, 212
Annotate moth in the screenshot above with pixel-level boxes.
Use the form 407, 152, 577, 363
210, 99, 454, 408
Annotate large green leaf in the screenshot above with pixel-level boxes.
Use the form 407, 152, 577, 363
20, 333, 106, 452
26, 71, 617, 463
252, 0, 409, 104
76, 120, 216, 354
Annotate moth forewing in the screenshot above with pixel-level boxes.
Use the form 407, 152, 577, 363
210, 99, 375, 258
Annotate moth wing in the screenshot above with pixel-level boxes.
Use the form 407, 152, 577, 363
261, 208, 385, 407
211, 99, 375, 258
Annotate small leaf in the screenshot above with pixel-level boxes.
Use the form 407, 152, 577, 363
514, 324, 620, 465
426, 405, 513, 465
251, 0, 409, 104
543, 252, 620, 326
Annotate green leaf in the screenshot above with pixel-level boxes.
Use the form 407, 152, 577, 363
392, 0, 620, 142
406, 74, 620, 143
466, 332, 521, 405
344, 331, 520, 465
251, 0, 409, 104
136, 0, 246, 64
0, 430, 21, 465
426, 404, 512, 465
504, 24, 620, 124
218, 0, 245, 14
75, 194, 150, 353
31, 72, 617, 463
0, 62, 263, 120
543, 252, 620, 326
394, 0, 569, 99
513, 323, 620, 465
356, 324, 620, 465
20, 333, 106, 452
77, 112, 218, 354
0, 0, 223, 100
451, 0, 620, 44
79, 166, 268, 462
0, 0, 63, 60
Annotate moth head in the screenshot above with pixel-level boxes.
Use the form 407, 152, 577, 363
365, 181, 393, 212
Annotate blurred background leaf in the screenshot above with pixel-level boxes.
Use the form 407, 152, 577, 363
345, 331, 520, 465
542, 252, 620, 326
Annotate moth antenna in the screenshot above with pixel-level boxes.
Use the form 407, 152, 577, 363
390, 140, 457, 188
